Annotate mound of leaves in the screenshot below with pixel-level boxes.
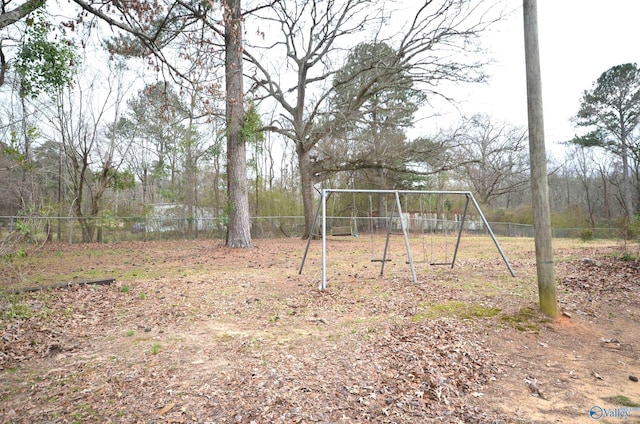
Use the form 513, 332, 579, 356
368, 319, 502, 422
559, 255, 640, 295
183, 318, 505, 423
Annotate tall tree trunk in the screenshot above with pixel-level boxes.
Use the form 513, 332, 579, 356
298, 145, 315, 239
214, 141, 223, 233
142, 167, 148, 208
601, 169, 611, 221
72, 156, 95, 243
622, 147, 634, 220
224, 0, 252, 248
186, 143, 195, 234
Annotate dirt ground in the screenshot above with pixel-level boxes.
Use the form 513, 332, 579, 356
0, 236, 639, 423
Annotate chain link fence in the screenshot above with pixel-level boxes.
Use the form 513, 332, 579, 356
0, 215, 624, 246
0, 215, 309, 244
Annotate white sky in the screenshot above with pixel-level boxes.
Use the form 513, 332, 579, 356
46, 0, 640, 161
433, 0, 640, 156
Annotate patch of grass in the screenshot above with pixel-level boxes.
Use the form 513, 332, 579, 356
70, 402, 98, 424
412, 301, 501, 321
499, 306, 552, 333
621, 251, 638, 262
63, 305, 75, 318
2, 302, 33, 320
151, 342, 161, 355
125, 330, 135, 337
604, 395, 640, 407
138, 292, 146, 300
120, 285, 130, 293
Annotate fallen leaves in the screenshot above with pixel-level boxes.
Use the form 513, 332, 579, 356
157, 402, 175, 416
0, 239, 638, 423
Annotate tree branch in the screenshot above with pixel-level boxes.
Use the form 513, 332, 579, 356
0, 0, 44, 30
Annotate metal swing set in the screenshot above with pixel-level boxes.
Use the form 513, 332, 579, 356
299, 189, 515, 290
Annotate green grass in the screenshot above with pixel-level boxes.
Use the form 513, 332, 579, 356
70, 402, 98, 424
499, 306, 553, 333
1, 301, 33, 320
621, 251, 639, 262
151, 342, 161, 355
604, 395, 640, 407
412, 301, 501, 321
0, 246, 184, 291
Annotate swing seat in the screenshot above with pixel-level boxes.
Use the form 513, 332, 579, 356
331, 226, 354, 236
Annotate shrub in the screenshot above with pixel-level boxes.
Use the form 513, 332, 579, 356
578, 229, 594, 242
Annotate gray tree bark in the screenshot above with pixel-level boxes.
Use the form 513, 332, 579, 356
0, 0, 43, 30
523, 0, 558, 318
224, 0, 252, 248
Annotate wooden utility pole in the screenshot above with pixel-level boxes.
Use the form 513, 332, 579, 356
523, 0, 558, 318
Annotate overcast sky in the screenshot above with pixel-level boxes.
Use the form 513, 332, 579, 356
433, 1, 640, 156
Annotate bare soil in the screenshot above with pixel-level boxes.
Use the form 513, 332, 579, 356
0, 237, 639, 423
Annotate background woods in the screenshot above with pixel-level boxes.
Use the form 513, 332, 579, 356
0, 0, 639, 247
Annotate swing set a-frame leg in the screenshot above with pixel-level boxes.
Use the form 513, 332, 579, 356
375, 192, 417, 282
448, 194, 470, 268
375, 197, 396, 275
370, 194, 391, 264
299, 191, 324, 275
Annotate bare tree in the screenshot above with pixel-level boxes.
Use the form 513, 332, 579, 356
116, 83, 181, 206
116, 80, 221, 229
68, 0, 277, 248
573, 63, 640, 220
50, 63, 132, 242
566, 144, 599, 228
449, 114, 529, 207
246, 0, 503, 238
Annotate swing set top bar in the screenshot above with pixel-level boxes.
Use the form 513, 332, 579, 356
322, 189, 474, 196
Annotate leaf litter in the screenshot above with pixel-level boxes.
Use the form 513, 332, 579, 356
0, 238, 639, 423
